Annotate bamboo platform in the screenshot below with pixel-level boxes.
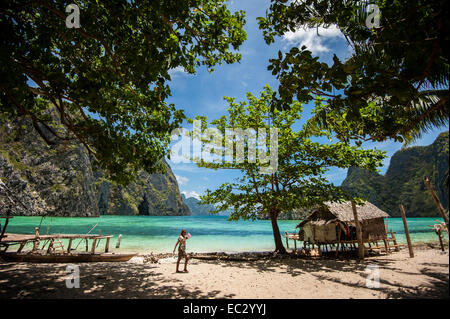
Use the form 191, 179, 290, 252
1, 233, 114, 255
1, 233, 112, 242
283, 230, 405, 256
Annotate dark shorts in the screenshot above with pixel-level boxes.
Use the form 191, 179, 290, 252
178, 247, 187, 259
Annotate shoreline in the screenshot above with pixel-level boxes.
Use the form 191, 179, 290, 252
121, 239, 448, 256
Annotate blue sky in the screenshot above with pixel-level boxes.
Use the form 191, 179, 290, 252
166, 0, 449, 200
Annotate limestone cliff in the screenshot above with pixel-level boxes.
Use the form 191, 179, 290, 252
342, 131, 449, 217
0, 118, 98, 216
95, 161, 190, 216
0, 117, 190, 217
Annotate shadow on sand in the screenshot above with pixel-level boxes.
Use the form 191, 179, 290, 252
0, 261, 235, 299
0, 250, 448, 299
198, 252, 449, 299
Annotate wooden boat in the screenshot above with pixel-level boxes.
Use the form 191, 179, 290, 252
0, 231, 137, 263
0, 251, 137, 263
1, 183, 139, 263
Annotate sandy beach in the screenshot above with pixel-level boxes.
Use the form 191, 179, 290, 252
0, 245, 448, 299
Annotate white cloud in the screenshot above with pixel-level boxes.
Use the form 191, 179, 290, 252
168, 66, 187, 77
283, 25, 344, 54
175, 174, 189, 186
181, 190, 201, 200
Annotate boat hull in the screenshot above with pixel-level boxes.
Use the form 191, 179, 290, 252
0, 252, 137, 263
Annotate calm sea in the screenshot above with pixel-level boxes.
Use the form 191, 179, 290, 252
3, 216, 447, 253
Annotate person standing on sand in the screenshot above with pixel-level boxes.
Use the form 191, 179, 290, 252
173, 229, 190, 273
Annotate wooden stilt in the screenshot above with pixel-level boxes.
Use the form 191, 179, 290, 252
85, 238, 89, 252
293, 239, 297, 252
399, 204, 414, 258
351, 201, 365, 259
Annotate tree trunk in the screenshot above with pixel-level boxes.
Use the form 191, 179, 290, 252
269, 209, 286, 254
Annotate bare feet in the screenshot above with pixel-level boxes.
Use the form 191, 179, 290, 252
183, 269, 189, 273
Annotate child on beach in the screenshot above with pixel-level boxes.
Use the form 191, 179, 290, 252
173, 229, 190, 273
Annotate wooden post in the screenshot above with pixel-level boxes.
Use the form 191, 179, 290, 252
383, 239, 389, 254
424, 176, 449, 231
351, 201, 365, 259
17, 242, 26, 253
105, 237, 111, 253
32, 227, 40, 252
385, 217, 389, 237
390, 229, 399, 251
284, 232, 289, 250
293, 238, 297, 252
399, 204, 414, 258
67, 239, 73, 254
436, 229, 445, 252
116, 234, 122, 249
336, 225, 341, 257
91, 238, 97, 254
47, 239, 54, 254
85, 238, 89, 252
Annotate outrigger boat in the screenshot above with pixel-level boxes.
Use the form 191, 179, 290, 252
0, 180, 136, 263
0, 231, 137, 263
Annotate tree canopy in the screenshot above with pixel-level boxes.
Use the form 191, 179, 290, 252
258, 0, 449, 144
195, 85, 385, 252
0, 0, 246, 184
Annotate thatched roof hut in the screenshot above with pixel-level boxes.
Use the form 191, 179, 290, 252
296, 201, 390, 245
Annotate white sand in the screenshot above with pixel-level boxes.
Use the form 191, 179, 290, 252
0, 248, 448, 299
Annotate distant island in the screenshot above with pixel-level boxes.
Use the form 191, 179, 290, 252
181, 194, 230, 216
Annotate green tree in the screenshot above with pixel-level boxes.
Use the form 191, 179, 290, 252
258, 0, 448, 144
194, 85, 385, 253
0, 0, 246, 184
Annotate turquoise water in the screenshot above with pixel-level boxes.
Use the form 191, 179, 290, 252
2, 216, 447, 253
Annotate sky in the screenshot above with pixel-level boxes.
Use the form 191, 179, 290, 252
165, 0, 449, 200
